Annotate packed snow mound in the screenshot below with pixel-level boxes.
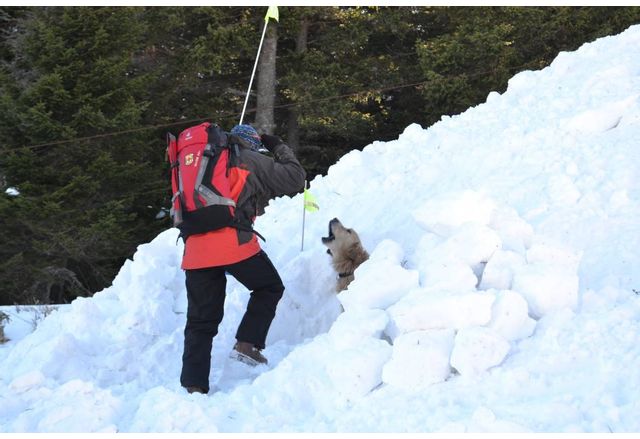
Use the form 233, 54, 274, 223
2, 25, 640, 433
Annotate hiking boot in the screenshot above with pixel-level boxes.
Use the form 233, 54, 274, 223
231, 341, 268, 366
185, 386, 207, 394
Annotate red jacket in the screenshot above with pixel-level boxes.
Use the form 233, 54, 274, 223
181, 141, 305, 269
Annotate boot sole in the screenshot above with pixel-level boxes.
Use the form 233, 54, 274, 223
229, 350, 264, 367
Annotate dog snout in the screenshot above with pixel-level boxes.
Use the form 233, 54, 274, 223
322, 218, 341, 243
328, 218, 342, 235
321, 230, 334, 243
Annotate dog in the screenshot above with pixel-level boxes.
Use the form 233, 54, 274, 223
321, 218, 369, 292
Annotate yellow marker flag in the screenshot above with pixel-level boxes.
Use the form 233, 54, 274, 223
265, 6, 279, 22
304, 188, 319, 212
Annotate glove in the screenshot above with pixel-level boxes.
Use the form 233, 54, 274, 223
260, 134, 282, 152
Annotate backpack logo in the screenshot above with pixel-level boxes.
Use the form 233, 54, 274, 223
185, 153, 194, 166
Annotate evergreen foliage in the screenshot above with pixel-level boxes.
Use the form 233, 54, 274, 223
0, 7, 165, 304
1, 6, 638, 304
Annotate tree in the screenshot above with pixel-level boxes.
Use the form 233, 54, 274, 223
276, 7, 441, 175
0, 7, 164, 304
254, 21, 278, 134
285, 14, 310, 150
181, 6, 268, 128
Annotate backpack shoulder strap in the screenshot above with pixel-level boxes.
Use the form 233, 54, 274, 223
206, 123, 228, 149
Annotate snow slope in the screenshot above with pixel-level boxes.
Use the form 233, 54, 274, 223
1, 25, 639, 433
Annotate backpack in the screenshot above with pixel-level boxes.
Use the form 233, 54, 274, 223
167, 122, 254, 240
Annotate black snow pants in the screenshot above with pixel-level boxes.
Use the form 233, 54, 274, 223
179, 250, 284, 392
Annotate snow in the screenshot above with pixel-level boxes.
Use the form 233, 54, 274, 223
382, 328, 454, 388
2, 25, 640, 433
487, 289, 536, 342
450, 326, 511, 376
4, 187, 19, 196
339, 240, 419, 311
386, 288, 496, 337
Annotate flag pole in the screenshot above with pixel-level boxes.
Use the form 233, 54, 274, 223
301, 180, 307, 251
240, 7, 278, 125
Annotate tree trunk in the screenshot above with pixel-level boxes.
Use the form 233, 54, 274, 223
287, 16, 309, 151
255, 23, 277, 134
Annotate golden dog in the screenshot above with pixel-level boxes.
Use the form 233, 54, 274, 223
321, 218, 369, 292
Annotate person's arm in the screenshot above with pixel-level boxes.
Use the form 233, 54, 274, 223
255, 134, 306, 199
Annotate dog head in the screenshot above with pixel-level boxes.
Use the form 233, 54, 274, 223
321, 218, 362, 258
321, 217, 369, 292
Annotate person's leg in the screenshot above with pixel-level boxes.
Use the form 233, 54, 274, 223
180, 266, 226, 392
225, 250, 285, 350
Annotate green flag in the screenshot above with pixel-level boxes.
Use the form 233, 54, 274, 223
304, 188, 319, 212
265, 6, 279, 22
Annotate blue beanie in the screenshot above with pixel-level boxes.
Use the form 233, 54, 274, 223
230, 124, 262, 152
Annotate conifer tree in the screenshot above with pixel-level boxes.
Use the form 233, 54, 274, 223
0, 7, 164, 304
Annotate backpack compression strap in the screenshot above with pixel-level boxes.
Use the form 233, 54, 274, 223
193, 144, 236, 210
167, 132, 184, 226
192, 125, 236, 210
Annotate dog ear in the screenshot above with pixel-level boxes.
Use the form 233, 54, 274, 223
346, 242, 364, 260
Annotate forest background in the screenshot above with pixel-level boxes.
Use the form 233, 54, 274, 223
1, 6, 639, 305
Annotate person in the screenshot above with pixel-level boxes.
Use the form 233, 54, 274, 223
179, 124, 306, 395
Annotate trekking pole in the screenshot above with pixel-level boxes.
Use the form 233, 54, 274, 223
240, 6, 279, 125
300, 182, 319, 252
301, 181, 307, 251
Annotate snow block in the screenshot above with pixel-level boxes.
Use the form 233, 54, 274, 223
386, 289, 495, 339
512, 264, 579, 319
450, 326, 510, 376
478, 250, 526, 291
526, 241, 582, 272
382, 329, 455, 389
434, 222, 502, 268
325, 338, 392, 407
328, 308, 389, 350
412, 190, 496, 237
367, 239, 405, 265
413, 232, 479, 291
418, 258, 479, 291
489, 206, 533, 254
487, 290, 537, 341
9, 371, 46, 393
338, 259, 419, 311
